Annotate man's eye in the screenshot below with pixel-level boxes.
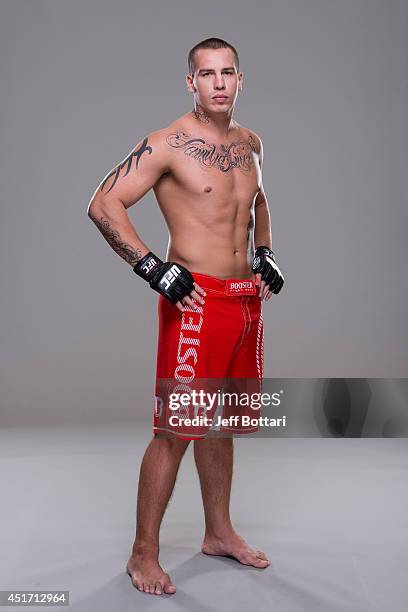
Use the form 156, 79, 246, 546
201, 71, 233, 76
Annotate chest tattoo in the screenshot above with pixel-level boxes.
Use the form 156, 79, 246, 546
166, 132, 258, 173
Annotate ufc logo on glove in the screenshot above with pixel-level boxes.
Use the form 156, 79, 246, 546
160, 265, 181, 290
142, 256, 159, 275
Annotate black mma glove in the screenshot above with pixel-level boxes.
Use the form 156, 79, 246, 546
252, 246, 284, 294
133, 252, 195, 305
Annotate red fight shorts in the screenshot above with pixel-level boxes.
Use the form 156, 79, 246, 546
153, 272, 264, 439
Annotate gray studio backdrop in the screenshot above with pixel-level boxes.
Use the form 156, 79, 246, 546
1, 0, 407, 426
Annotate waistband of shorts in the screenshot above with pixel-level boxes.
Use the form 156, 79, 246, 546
190, 271, 259, 297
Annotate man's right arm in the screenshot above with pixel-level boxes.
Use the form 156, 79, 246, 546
87, 130, 206, 311
86, 130, 168, 266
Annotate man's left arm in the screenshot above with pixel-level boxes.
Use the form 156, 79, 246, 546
254, 187, 272, 251
252, 134, 285, 299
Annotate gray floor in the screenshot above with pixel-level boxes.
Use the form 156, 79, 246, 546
1, 424, 407, 611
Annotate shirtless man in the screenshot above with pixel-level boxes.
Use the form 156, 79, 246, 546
87, 37, 284, 596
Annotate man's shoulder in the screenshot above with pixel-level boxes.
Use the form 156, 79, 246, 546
234, 124, 263, 154
145, 114, 191, 144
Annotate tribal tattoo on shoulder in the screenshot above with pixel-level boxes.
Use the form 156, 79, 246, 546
89, 215, 143, 266
248, 133, 260, 154
100, 136, 152, 194
166, 131, 258, 173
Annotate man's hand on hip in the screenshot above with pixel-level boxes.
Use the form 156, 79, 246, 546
252, 246, 285, 301
133, 252, 206, 312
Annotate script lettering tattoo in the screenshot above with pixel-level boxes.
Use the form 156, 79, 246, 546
166, 132, 256, 173
100, 137, 152, 194
192, 104, 210, 124
90, 215, 143, 265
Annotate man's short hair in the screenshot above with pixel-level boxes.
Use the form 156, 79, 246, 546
188, 37, 240, 75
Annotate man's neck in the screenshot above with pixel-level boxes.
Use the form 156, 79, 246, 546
192, 103, 236, 137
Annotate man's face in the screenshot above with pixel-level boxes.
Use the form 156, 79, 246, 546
186, 47, 243, 114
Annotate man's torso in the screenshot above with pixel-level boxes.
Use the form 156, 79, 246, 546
152, 113, 262, 279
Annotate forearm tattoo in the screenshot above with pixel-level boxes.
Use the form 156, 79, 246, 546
100, 137, 152, 194
192, 104, 210, 124
166, 131, 258, 173
90, 214, 143, 265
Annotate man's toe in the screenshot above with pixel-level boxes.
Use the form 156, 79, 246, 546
255, 550, 269, 561
128, 572, 143, 591
133, 577, 143, 590
254, 557, 269, 567
155, 582, 162, 595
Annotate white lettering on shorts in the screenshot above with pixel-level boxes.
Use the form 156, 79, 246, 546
174, 305, 204, 383
226, 279, 256, 296
230, 281, 252, 290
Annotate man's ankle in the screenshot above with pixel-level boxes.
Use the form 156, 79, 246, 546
131, 539, 159, 558
204, 522, 235, 540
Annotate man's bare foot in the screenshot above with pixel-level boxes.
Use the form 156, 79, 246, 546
201, 528, 270, 569
126, 553, 176, 595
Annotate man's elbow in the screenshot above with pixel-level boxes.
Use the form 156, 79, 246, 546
87, 194, 107, 221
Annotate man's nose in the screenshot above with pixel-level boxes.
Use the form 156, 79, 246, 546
214, 74, 226, 89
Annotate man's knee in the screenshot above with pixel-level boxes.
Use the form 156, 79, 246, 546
153, 431, 191, 453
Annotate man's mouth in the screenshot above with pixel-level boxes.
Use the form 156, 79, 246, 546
212, 95, 228, 102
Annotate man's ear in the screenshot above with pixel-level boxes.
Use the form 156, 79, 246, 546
238, 71, 244, 92
186, 73, 196, 94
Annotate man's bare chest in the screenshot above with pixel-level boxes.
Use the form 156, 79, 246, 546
163, 130, 261, 197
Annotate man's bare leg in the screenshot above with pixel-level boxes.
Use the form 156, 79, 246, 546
126, 434, 190, 595
193, 437, 270, 568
